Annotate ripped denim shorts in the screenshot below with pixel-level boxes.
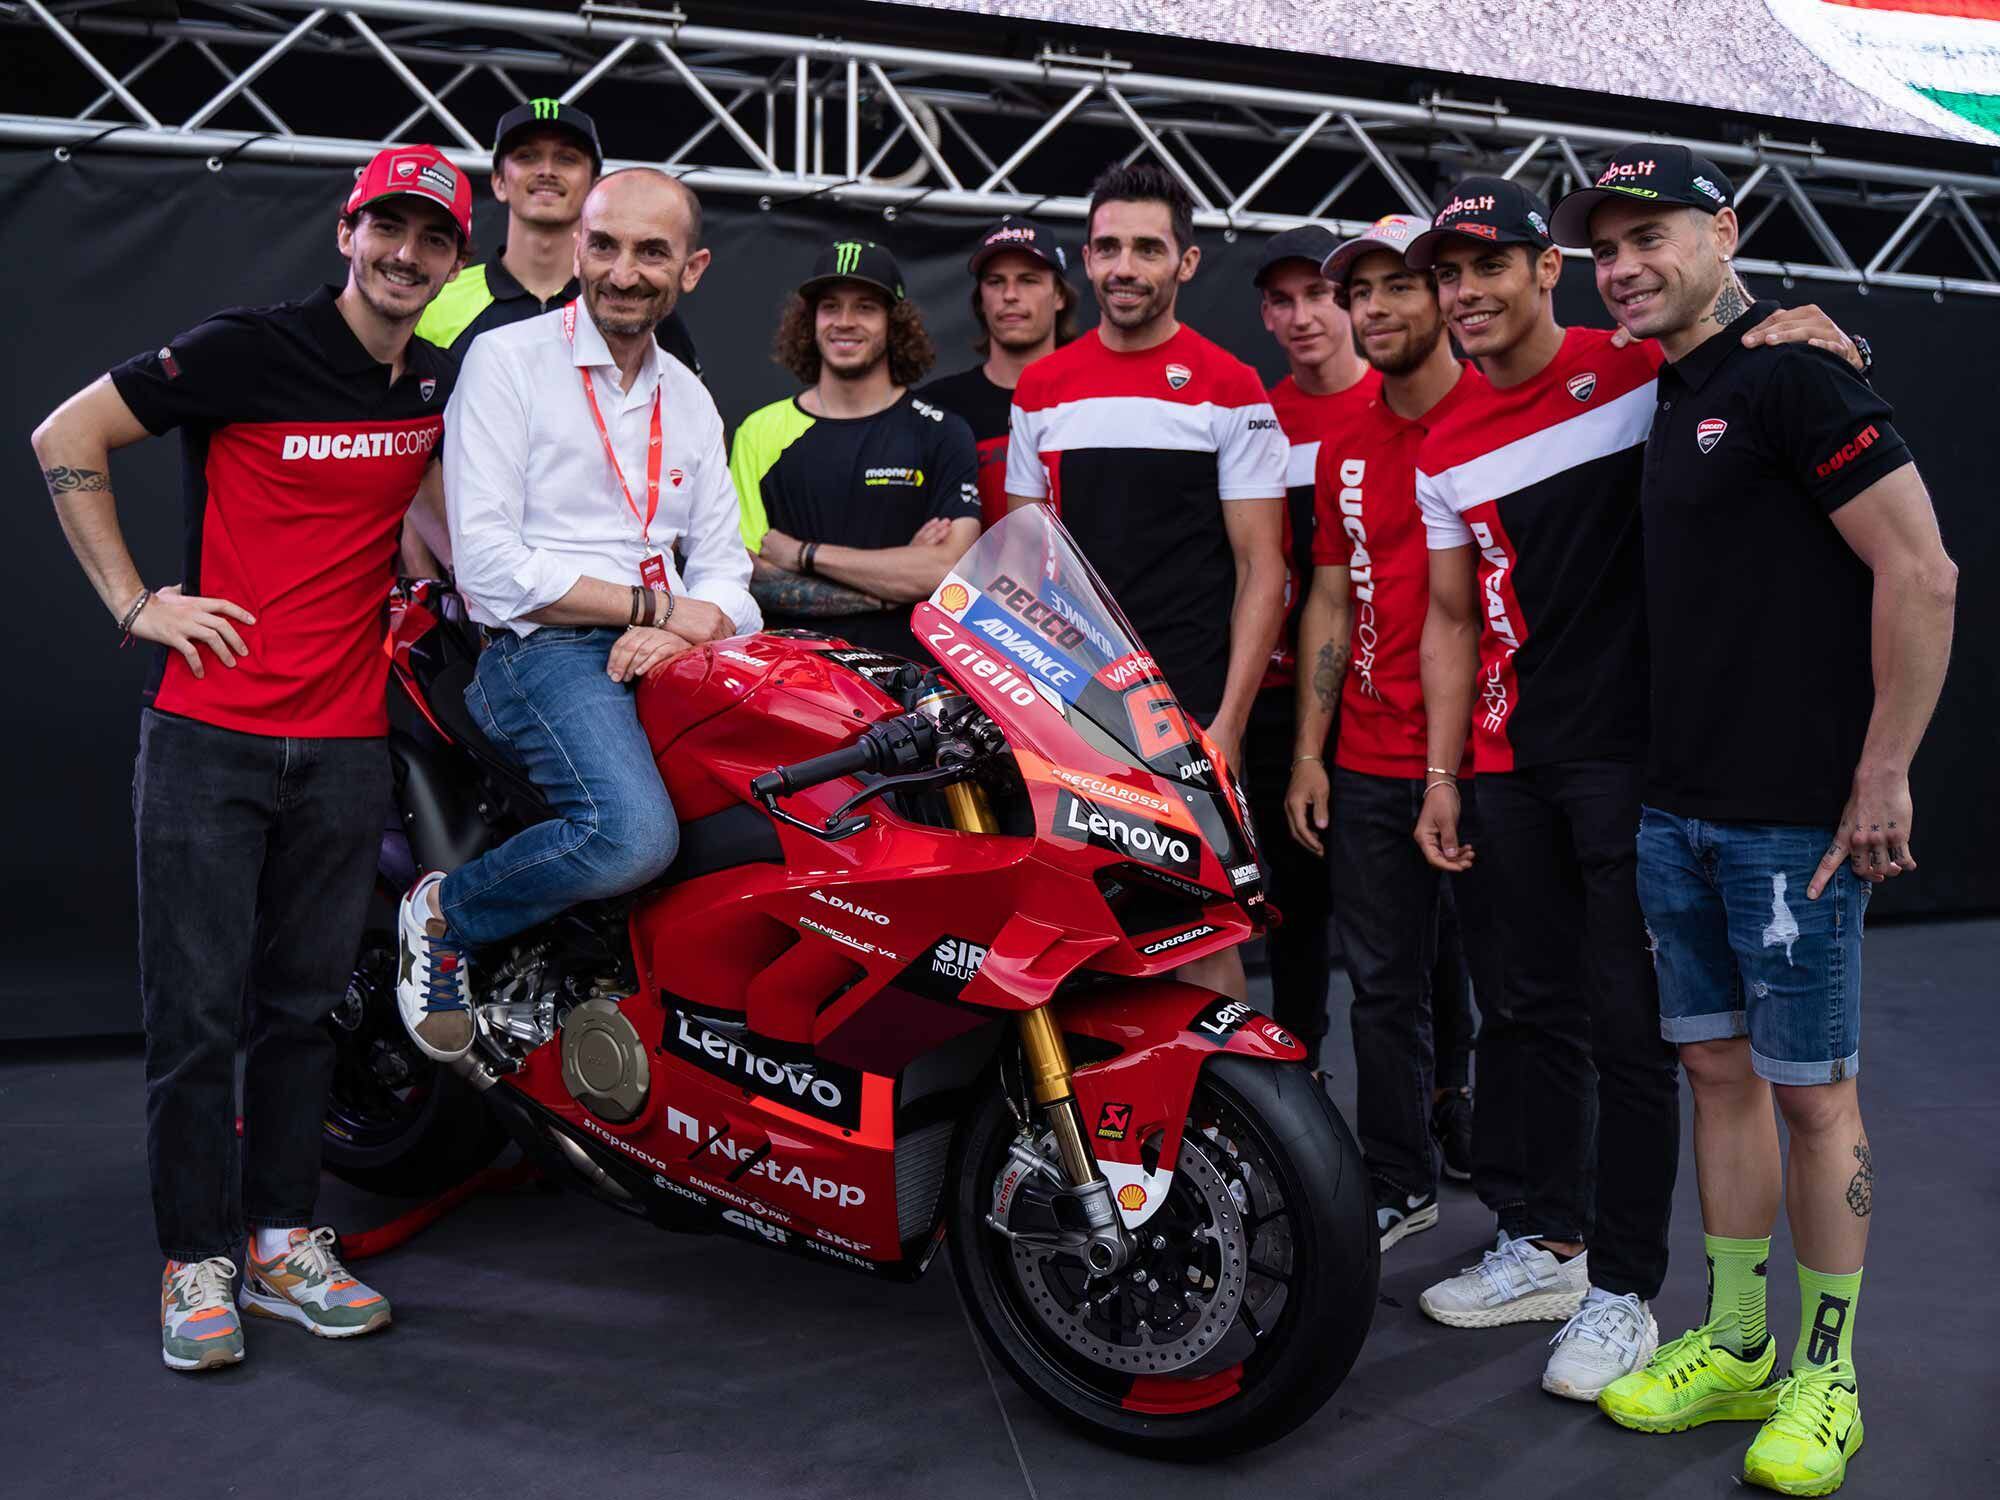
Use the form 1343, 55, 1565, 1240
1635, 807, 1868, 1086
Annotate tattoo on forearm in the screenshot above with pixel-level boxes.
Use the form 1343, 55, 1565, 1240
1311, 640, 1350, 712
752, 573, 884, 618
1708, 278, 1749, 329
42, 465, 110, 495
1845, 1140, 1873, 1217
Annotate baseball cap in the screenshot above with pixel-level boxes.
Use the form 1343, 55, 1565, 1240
1406, 176, 1555, 271
493, 97, 603, 175
1322, 212, 1431, 288
798, 239, 906, 303
345, 145, 473, 245
1550, 143, 1736, 248
968, 216, 1069, 277
1253, 224, 1342, 287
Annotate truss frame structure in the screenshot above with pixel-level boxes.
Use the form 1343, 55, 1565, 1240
7, 0, 2000, 296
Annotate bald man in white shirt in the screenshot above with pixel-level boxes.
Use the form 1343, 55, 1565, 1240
393, 169, 759, 1061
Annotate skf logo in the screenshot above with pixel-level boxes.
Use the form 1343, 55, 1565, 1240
280, 428, 440, 461
1696, 418, 1728, 454
1598, 159, 1658, 183
1164, 362, 1192, 391
1095, 1102, 1131, 1141
1567, 372, 1598, 402
1438, 193, 1498, 220
1817, 424, 1879, 478
668, 467, 685, 487
937, 582, 970, 614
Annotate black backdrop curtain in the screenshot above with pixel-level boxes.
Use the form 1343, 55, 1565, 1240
3, 150, 1991, 1039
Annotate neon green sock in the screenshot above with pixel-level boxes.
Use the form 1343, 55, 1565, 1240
1793, 1263, 1863, 1375
1704, 1232, 1771, 1354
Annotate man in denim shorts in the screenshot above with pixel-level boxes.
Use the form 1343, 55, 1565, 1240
1553, 146, 1958, 1495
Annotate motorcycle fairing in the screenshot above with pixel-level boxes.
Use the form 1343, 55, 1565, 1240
1058, 979, 1306, 1229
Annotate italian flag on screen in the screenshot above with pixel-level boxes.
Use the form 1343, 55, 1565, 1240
1768, 0, 2000, 140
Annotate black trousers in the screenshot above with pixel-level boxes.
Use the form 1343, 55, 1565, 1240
1243, 688, 1333, 1062
135, 709, 389, 1261
1328, 768, 1508, 1202
1477, 758, 1681, 1300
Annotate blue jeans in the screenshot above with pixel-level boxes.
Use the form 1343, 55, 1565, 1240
1636, 808, 1868, 1086
438, 627, 679, 947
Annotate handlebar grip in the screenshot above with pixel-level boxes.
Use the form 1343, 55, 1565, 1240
749, 736, 883, 801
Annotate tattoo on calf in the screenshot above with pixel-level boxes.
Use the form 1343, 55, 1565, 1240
1845, 1140, 1873, 1218
42, 465, 111, 495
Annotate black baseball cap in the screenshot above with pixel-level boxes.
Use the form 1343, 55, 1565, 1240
1253, 224, 1342, 287
1406, 176, 1556, 271
493, 97, 603, 175
1550, 143, 1736, 248
968, 216, 1068, 277
798, 239, 906, 303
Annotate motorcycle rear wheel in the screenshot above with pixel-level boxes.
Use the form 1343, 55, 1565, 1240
949, 1056, 1377, 1457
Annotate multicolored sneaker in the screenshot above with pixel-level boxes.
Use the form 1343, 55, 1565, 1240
239, 1228, 392, 1339
161, 1256, 244, 1372
1598, 1317, 1781, 1431
1742, 1361, 1863, 1496
395, 870, 473, 1061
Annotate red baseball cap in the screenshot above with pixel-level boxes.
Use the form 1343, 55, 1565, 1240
344, 145, 473, 245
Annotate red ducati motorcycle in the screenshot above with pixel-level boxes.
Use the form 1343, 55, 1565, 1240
324, 505, 1375, 1454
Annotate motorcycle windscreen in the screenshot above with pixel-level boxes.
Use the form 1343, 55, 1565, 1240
912, 505, 1263, 894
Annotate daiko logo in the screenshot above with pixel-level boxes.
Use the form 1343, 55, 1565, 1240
280, 429, 439, 461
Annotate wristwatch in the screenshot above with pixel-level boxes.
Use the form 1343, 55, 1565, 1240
1852, 335, 1873, 376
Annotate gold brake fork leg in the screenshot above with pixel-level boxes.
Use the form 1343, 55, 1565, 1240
1017, 1007, 1130, 1274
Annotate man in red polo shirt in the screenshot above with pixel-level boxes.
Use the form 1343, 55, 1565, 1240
32, 145, 468, 1372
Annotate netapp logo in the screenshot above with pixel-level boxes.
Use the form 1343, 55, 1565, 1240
1054, 789, 1199, 876
664, 1010, 860, 1126
1140, 924, 1217, 956
667, 1107, 865, 1206
280, 429, 439, 461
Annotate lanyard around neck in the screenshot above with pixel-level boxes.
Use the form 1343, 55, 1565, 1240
562, 299, 660, 544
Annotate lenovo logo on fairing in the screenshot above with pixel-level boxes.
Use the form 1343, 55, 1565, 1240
1054, 790, 1199, 875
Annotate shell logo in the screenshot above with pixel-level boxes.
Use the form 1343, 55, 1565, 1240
938, 582, 970, 613
1116, 1183, 1148, 1212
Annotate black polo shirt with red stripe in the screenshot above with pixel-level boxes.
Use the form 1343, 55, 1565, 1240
1415, 326, 1661, 773
916, 364, 1014, 529
1643, 301, 1910, 824
109, 284, 454, 738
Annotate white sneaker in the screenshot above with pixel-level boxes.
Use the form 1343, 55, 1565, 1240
1541, 1287, 1659, 1401
1418, 1231, 1590, 1328
395, 871, 473, 1061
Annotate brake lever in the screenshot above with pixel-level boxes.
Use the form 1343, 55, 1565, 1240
755, 791, 871, 842
823, 744, 978, 824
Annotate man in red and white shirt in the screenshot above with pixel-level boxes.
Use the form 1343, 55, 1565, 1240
1281, 213, 1512, 1253
1005, 163, 1286, 999
33, 144, 471, 1368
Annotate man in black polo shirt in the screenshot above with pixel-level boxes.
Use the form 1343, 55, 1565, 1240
733, 240, 980, 662
1557, 146, 1956, 1496
32, 145, 468, 1371
918, 217, 1077, 530
416, 98, 703, 370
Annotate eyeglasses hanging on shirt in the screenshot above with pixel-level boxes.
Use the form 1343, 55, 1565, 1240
563, 300, 670, 595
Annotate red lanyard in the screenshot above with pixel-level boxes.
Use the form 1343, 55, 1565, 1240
563, 300, 661, 545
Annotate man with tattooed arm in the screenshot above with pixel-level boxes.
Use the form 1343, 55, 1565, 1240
1554, 144, 1955, 1498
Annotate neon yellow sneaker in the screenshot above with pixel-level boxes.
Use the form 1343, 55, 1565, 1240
1597, 1318, 1781, 1432
1743, 1361, 1863, 1496
239, 1228, 391, 1339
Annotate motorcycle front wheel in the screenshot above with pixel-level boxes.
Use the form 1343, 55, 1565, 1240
949, 1056, 1377, 1457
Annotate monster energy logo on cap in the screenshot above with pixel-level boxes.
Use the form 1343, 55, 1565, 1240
799, 238, 907, 302
531, 97, 561, 121
834, 241, 865, 275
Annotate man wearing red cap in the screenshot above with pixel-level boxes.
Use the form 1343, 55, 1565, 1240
31, 144, 469, 1372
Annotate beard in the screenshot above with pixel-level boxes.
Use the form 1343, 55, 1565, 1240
586, 276, 671, 339
1095, 276, 1174, 331
1362, 313, 1446, 376
819, 334, 888, 381
354, 257, 437, 326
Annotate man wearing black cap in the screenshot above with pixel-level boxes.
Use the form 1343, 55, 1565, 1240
417, 97, 704, 373
1558, 146, 1953, 1498
732, 239, 980, 662
32, 144, 468, 1370
918, 217, 1077, 530
1404, 174, 1862, 1402
1241, 222, 1372, 1071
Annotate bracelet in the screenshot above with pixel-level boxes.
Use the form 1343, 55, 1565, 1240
1425, 765, 1458, 780
1422, 779, 1460, 799
661, 588, 676, 624
629, 585, 646, 627
802, 541, 821, 576
1292, 754, 1323, 766
117, 587, 153, 639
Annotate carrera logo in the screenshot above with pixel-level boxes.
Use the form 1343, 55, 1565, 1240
1095, 1101, 1132, 1140
1140, 924, 1217, 956
936, 582, 971, 615
1696, 418, 1728, 454
664, 1010, 860, 1127
1053, 789, 1200, 876
809, 889, 888, 926
1164, 362, 1192, 390
280, 428, 440, 461
1816, 424, 1880, 478
1567, 372, 1598, 402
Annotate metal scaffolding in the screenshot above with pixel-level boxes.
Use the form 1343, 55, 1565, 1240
7, 0, 2000, 295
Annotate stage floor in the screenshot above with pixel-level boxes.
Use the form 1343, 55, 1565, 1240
5, 919, 1992, 1499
